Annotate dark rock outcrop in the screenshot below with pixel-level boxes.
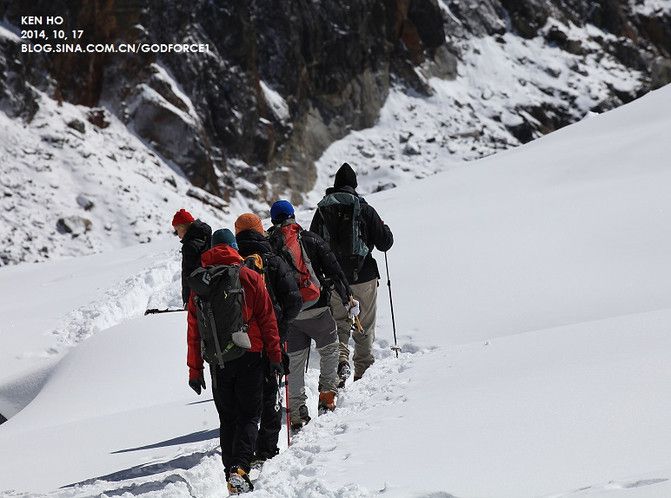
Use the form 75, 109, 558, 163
500, 0, 550, 39
56, 216, 92, 237
2, 0, 449, 201
1, 0, 669, 203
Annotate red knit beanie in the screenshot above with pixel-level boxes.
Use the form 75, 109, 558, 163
172, 209, 194, 227
235, 213, 265, 235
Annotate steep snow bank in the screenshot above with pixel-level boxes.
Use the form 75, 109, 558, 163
0, 241, 181, 419
369, 84, 671, 348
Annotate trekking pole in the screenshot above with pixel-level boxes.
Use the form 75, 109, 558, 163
144, 308, 186, 315
384, 252, 401, 357
284, 375, 291, 447
283, 342, 291, 447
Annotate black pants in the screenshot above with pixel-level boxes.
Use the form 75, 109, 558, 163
256, 355, 283, 457
210, 352, 263, 474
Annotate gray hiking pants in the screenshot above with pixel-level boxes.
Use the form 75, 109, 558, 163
330, 278, 378, 378
286, 306, 339, 423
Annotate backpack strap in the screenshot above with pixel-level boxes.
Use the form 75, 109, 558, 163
299, 230, 328, 292
316, 205, 330, 244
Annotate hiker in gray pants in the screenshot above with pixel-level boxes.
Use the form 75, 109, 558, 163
286, 307, 340, 426
267, 200, 355, 430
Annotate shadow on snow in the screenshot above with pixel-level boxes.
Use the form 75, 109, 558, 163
111, 428, 219, 454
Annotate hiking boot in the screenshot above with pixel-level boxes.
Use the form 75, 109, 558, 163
227, 466, 253, 494
318, 391, 337, 414
255, 447, 279, 461
290, 404, 311, 433
337, 361, 351, 389
252, 447, 279, 466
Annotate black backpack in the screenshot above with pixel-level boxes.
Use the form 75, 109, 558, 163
316, 192, 369, 282
268, 223, 321, 310
188, 265, 251, 367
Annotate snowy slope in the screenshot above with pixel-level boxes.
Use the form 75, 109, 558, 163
0, 84, 236, 266
275, 84, 671, 496
1, 84, 670, 497
2, 6, 650, 267
306, 25, 643, 203
0, 241, 181, 419
367, 84, 670, 348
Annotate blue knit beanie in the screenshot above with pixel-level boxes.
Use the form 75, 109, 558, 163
270, 200, 295, 224
211, 228, 238, 249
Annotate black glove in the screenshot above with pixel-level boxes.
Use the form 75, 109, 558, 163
270, 362, 284, 377
282, 351, 291, 375
189, 376, 206, 395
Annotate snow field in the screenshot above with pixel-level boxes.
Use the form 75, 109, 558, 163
1, 84, 670, 497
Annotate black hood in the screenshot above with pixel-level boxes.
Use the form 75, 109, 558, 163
182, 219, 212, 244
334, 162, 357, 189
236, 229, 273, 257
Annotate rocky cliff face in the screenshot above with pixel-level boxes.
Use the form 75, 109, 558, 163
0, 0, 670, 264
1, 0, 450, 202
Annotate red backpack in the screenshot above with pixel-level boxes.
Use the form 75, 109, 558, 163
273, 223, 320, 310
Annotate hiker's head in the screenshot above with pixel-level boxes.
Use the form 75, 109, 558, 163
172, 209, 194, 240
334, 162, 357, 189
234, 213, 265, 236
270, 200, 295, 225
211, 228, 239, 250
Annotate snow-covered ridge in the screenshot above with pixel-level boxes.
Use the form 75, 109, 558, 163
0, 241, 181, 420
307, 26, 643, 202
48, 248, 181, 353
2, 3, 657, 267
0, 87, 234, 267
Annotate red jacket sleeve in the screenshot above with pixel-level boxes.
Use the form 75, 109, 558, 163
245, 269, 282, 363
186, 292, 203, 380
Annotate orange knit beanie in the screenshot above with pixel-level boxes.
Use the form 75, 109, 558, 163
234, 213, 265, 235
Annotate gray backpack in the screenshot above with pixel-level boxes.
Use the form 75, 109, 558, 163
188, 265, 251, 367
316, 192, 369, 282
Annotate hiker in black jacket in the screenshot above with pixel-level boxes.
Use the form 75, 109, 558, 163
172, 209, 212, 306
234, 213, 302, 461
310, 163, 394, 385
268, 200, 356, 431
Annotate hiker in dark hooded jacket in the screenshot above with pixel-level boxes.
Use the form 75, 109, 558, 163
186, 228, 281, 494
172, 209, 212, 306
268, 200, 357, 431
234, 213, 302, 461
310, 163, 393, 384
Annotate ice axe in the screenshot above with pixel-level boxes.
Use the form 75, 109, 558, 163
349, 297, 364, 334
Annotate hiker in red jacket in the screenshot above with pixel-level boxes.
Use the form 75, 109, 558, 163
186, 228, 282, 494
